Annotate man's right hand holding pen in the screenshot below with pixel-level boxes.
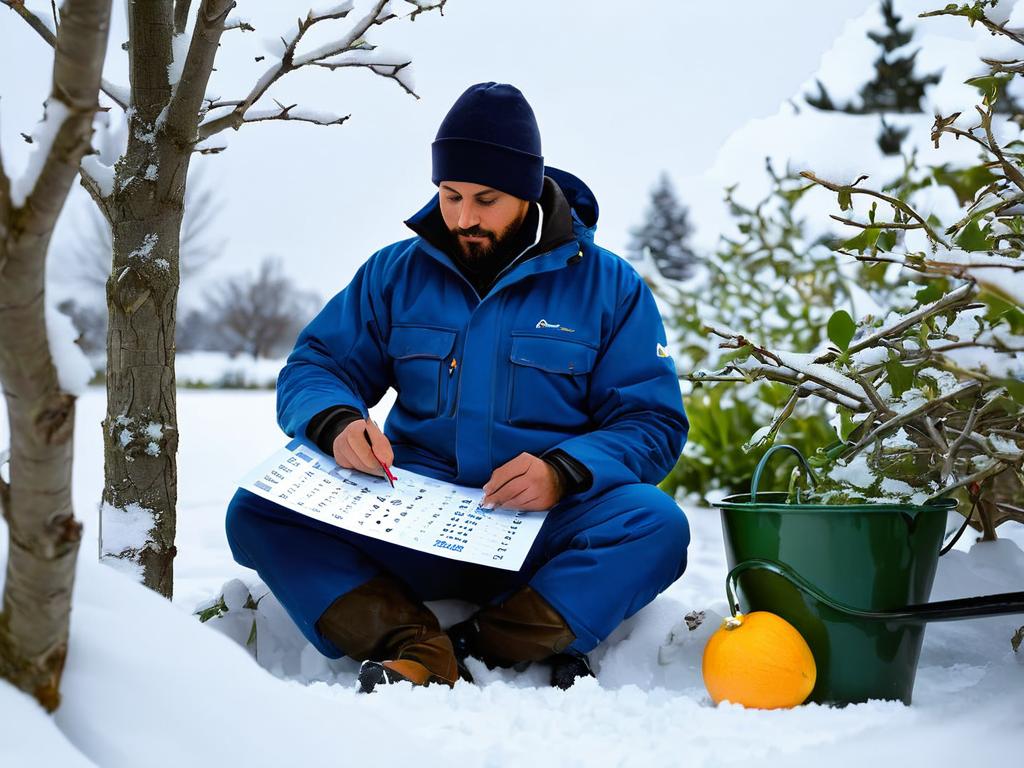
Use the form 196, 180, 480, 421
332, 418, 395, 483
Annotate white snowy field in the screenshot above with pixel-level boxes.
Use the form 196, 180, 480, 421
1, 388, 1023, 767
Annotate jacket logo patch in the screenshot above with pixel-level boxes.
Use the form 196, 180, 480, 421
657, 343, 671, 358
536, 318, 576, 333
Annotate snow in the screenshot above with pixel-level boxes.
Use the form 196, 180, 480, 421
774, 350, 866, 401
127, 233, 158, 261
98, 501, 155, 557
9, 99, 69, 208
46, 300, 96, 396
175, 351, 284, 388
80, 155, 116, 197
167, 34, 190, 90
0, 388, 1022, 766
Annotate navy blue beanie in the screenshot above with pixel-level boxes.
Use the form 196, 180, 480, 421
431, 82, 544, 202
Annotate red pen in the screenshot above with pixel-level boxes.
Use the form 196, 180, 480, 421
364, 428, 396, 488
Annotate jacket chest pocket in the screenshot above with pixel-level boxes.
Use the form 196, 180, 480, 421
505, 334, 597, 430
388, 325, 457, 419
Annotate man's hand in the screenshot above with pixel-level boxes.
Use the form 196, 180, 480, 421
332, 418, 393, 478
481, 452, 563, 511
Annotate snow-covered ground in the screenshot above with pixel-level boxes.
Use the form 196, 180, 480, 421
1, 388, 1023, 767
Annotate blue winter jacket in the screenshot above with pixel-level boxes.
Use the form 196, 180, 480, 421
276, 168, 688, 506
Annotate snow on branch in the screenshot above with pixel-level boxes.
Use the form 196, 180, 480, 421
2, 0, 130, 110
240, 100, 351, 129
197, 0, 443, 140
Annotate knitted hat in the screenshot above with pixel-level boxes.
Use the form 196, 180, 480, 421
431, 82, 544, 202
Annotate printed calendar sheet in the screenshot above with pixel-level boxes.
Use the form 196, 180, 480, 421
239, 439, 547, 571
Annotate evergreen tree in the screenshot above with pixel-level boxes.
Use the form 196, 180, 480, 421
627, 172, 697, 281
805, 0, 941, 154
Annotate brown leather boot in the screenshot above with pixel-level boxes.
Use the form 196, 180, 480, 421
316, 575, 459, 693
472, 586, 577, 667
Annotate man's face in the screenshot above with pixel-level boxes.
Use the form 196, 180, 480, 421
439, 181, 530, 261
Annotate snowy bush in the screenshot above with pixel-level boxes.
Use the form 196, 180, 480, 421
692, 1, 1024, 543
660, 165, 854, 501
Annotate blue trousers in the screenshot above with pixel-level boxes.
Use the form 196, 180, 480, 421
225, 483, 689, 657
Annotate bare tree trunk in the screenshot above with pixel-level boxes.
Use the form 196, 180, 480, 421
98, 0, 232, 596
0, 0, 112, 711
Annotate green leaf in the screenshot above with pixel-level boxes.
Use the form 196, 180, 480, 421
996, 377, 1024, 404
837, 189, 852, 211
195, 596, 229, 624
965, 74, 1009, 103
877, 230, 898, 252
827, 309, 857, 351
718, 346, 752, 364
836, 407, 857, 442
915, 281, 946, 305
954, 218, 991, 252
841, 227, 880, 253
932, 164, 999, 206
983, 292, 1024, 333
885, 355, 915, 399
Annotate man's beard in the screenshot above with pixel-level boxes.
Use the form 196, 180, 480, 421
449, 209, 528, 263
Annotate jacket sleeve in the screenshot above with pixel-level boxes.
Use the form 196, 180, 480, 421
276, 255, 392, 441
548, 274, 688, 504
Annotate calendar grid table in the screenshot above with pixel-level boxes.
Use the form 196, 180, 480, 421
238, 439, 547, 571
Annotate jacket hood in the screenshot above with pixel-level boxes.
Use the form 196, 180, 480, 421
544, 165, 599, 238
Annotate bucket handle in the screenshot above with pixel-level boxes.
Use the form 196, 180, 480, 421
750, 444, 818, 503
727, 558, 1024, 624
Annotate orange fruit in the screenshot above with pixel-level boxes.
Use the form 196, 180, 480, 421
701, 611, 816, 709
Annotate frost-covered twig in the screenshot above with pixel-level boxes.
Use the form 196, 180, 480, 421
3, 0, 130, 110
197, 0, 437, 140
920, 5, 1024, 47
240, 101, 351, 129
310, 59, 415, 98
844, 282, 977, 358
830, 214, 924, 231
800, 170, 950, 247
846, 381, 982, 460
928, 456, 1011, 501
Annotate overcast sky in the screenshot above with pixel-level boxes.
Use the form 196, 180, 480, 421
1, 0, 874, 303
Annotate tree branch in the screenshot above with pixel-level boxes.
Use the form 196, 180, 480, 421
22, 0, 112, 235
237, 101, 351, 129
174, 0, 192, 34
165, 0, 235, 146
800, 170, 950, 247
845, 381, 982, 460
3, 0, 128, 110
310, 59, 415, 98
127, 0, 174, 124
197, 0, 438, 140
920, 7, 1024, 47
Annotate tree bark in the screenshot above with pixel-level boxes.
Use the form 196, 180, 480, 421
0, 0, 112, 711
99, 0, 232, 596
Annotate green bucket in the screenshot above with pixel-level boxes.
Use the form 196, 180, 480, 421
713, 445, 1024, 706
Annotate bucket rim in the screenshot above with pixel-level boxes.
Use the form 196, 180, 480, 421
713, 491, 958, 514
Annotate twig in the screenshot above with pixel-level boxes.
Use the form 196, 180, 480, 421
846, 381, 982, 461
197, 0, 429, 140
831, 214, 923, 231
927, 457, 1009, 501
2, 0, 129, 110
801, 170, 950, 248
310, 60, 415, 98
920, 8, 1024, 47
240, 102, 351, 129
